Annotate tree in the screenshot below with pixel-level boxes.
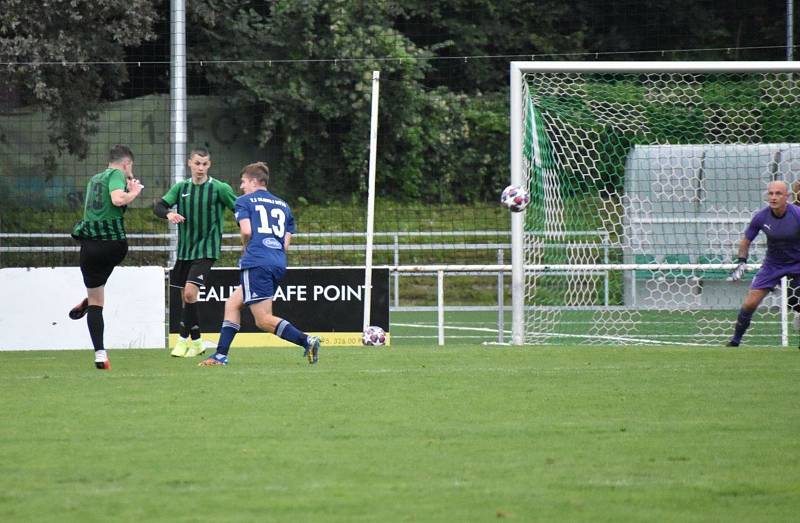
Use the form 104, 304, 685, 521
188, 0, 435, 202
0, 0, 160, 159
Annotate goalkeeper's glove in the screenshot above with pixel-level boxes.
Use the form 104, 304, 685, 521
727, 257, 748, 282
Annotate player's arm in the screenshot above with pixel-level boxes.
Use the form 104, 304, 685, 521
154, 185, 184, 223
110, 175, 143, 207
221, 182, 237, 211
736, 238, 751, 261
239, 218, 252, 253
284, 209, 295, 252
728, 237, 752, 281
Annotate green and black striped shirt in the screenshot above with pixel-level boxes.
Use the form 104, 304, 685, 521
161, 177, 237, 260
71, 168, 128, 241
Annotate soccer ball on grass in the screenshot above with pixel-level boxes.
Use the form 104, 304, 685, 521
500, 184, 530, 212
363, 326, 387, 346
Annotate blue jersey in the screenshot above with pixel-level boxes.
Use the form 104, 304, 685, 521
235, 189, 295, 270
744, 205, 800, 266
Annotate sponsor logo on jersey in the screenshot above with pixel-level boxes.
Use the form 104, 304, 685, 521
263, 238, 282, 249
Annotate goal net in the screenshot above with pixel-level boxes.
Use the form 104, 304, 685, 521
510, 62, 800, 346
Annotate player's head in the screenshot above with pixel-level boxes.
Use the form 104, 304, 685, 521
108, 144, 134, 178
766, 180, 790, 211
239, 162, 269, 194
109, 144, 134, 164
187, 147, 211, 179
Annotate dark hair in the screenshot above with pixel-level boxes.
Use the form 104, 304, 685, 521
189, 146, 210, 159
109, 144, 134, 163
240, 162, 269, 186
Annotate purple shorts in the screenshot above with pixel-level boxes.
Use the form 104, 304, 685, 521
751, 261, 800, 290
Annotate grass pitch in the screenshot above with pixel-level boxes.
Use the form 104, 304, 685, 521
1, 343, 799, 522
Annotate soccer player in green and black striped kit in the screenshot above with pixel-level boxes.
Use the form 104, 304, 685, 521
69, 144, 144, 370
154, 147, 237, 358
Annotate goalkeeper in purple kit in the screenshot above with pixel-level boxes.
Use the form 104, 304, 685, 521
726, 180, 800, 347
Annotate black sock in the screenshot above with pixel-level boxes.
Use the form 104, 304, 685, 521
179, 321, 189, 338
184, 302, 201, 340
731, 308, 754, 343
87, 305, 104, 351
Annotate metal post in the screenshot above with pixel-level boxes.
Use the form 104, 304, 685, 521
363, 71, 380, 332
437, 270, 444, 346
509, 63, 525, 346
393, 233, 399, 308
603, 231, 610, 306
789, 0, 795, 61
781, 276, 789, 347
169, 0, 187, 269
497, 249, 504, 343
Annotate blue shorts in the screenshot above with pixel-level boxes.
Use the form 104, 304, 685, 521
241, 265, 286, 305
751, 261, 800, 290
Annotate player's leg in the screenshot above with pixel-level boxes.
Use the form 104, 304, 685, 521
250, 298, 316, 356
79, 239, 127, 369
787, 275, 800, 333
169, 260, 191, 357
86, 285, 110, 369
182, 259, 214, 357
200, 286, 244, 366
727, 288, 770, 347
244, 266, 319, 363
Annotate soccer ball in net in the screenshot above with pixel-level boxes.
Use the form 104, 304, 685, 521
500, 184, 530, 212
363, 326, 386, 346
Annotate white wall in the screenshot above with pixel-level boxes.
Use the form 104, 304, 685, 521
0, 267, 165, 350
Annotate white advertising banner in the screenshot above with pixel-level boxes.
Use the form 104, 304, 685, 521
0, 267, 165, 350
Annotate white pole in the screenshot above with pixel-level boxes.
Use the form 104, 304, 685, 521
509, 63, 525, 346
437, 270, 445, 346
781, 276, 789, 347
363, 71, 380, 332
169, 0, 187, 269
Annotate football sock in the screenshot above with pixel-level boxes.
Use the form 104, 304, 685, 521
216, 320, 240, 356
185, 302, 200, 339
731, 308, 754, 343
87, 305, 104, 351
180, 302, 200, 338
275, 319, 308, 348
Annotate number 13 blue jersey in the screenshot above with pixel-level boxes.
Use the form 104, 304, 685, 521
234, 189, 296, 270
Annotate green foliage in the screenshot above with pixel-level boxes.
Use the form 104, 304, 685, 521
0, 0, 160, 159
185, 1, 513, 204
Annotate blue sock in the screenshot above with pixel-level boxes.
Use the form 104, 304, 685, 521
731, 308, 754, 343
216, 320, 240, 356
275, 319, 308, 349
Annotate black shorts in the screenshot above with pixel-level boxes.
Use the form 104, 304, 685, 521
170, 258, 214, 289
79, 239, 128, 289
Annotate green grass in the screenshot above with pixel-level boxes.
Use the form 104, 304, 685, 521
1, 343, 799, 522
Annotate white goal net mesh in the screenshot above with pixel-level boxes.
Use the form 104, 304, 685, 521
516, 65, 800, 346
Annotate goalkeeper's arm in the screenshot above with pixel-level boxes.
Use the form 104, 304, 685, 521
728, 238, 751, 281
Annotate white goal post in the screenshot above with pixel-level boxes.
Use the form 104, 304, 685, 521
510, 61, 800, 347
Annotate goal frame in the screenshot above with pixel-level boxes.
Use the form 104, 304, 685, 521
509, 61, 800, 346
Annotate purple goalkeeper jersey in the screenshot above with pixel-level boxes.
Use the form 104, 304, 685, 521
744, 204, 800, 266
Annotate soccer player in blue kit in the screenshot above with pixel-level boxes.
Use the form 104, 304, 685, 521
727, 180, 800, 347
199, 162, 320, 365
